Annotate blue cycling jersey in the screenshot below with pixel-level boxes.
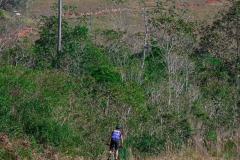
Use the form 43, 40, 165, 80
111, 130, 121, 139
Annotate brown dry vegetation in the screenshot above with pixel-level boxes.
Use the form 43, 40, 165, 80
1, 0, 230, 40
28, 0, 229, 25
0, 132, 85, 160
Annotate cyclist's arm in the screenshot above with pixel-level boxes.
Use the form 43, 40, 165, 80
107, 133, 112, 144
120, 134, 124, 146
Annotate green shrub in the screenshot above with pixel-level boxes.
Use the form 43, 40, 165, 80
129, 133, 166, 155
0, 150, 15, 160
91, 66, 121, 83
0, 65, 81, 154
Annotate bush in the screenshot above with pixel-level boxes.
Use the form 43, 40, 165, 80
0, 65, 81, 154
91, 66, 121, 83
129, 133, 166, 155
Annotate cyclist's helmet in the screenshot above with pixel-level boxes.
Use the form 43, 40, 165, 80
116, 125, 121, 129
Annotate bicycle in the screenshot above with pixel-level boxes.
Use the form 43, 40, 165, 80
108, 145, 115, 160
106, 144, 122, 160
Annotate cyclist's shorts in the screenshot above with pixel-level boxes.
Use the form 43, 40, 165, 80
110, 138, 120, 150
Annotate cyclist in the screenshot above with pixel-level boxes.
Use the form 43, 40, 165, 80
107, 125, 123, 160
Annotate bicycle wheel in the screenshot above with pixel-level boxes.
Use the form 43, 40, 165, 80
108, 148, 115, 160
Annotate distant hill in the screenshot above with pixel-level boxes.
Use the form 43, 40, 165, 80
28, 0, 230, 20
0, 0, 231, 43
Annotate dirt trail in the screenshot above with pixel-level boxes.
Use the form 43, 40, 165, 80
63, 8, 132, 18
0, 27, 34, 43
0, 0, 230, 42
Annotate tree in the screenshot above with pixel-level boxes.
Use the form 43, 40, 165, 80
186, 2, 240, 156
195, 1, 240, 135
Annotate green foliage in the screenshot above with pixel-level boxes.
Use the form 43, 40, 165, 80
80, 45, 109, 74
171, 136, 182, 149
50, 3, 77, 14
196, 1, 240, 75
131, 133, 166, 154
145, 45, 167, 80
0, 1, 240, 159
0, 150, 15, 160
16, 147, 32, 160
2, 38, 34, 67
0, 65, 81, 155
223, 140, 238, 159
0, 9, 5, 20
191, 102, 209, 120
102, 29, 122, 40
20, 100, 80, 147
34, 15, 90, 71
32, 13, 114, 78
161, 115, 192, 144
91, 66, 121, 83
204, 130, 217, 143
97, 28, 130, 67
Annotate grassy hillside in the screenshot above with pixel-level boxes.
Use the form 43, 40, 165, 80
0, 0, 239, 160
28, 0, 227, 16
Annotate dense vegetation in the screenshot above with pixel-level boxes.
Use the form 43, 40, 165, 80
0, 0, 239, 159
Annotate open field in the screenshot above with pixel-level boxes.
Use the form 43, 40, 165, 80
28, 0, 229, 20
28, 0, 231, 17
1, 0, 230, 47
1, 0, 231, 46
26, 0, 230, 33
